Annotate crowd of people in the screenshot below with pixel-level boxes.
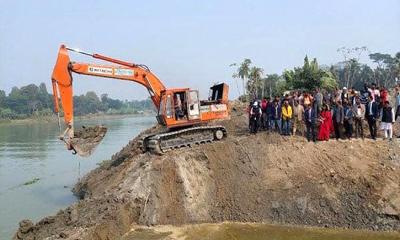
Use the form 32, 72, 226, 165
248, 83, 400, 142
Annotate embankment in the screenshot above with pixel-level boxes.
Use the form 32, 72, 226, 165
14, 102, 400, 239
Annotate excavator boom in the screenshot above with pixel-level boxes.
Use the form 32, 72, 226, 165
51, 44, 229, 156
51, 45, 165, 128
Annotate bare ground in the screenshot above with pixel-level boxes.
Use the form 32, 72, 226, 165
14, 102, 400, 239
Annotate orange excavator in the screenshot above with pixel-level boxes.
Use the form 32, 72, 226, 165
51, 45, 229, 155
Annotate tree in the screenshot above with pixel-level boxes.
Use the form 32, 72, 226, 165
6, 87, 28, 114
330, 61, 373, 90
38, 82, 52, 109
262, 74, 281, 98
394, 52, 400, 82
0, 83, 153, 119
0, 90, 6, 107
283, 56, 337, 92
100, 93, 123, 110
357, 64, 374, 89
369, 52, 398, 87
247, 66, 263, 99
337, 46, 368, 88
231, 59, 252, 96
320, 72, 338, 91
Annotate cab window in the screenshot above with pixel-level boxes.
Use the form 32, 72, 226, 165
166, 95, 172, 118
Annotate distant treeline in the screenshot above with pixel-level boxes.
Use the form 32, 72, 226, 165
231, 48, 400, 99
0, 83, 154, 119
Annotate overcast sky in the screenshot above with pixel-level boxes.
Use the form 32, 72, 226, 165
0, 0, 399, 100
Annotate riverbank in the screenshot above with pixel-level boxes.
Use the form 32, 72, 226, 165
14, 102, 400, 239
0, 112, 155, 125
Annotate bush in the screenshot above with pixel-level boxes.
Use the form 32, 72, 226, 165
0, 108, 18, 119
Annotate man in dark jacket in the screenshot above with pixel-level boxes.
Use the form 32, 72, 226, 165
304, 104, 316, 142
271, 100, 282, 133
333, 101, 344, 140
360, 83, 370, 106
380, 100, 395, 140
249, 101, 262, 134
343, 101, 354, 139
365, 95, 379, 140
266, 98, 274, 130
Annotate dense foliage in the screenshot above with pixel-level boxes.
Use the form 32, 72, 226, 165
232, 48, 400, 99
0, 83, 154, 119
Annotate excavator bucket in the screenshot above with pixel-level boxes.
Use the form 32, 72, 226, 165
51, 45, 107, 157
70, 126, 108, 157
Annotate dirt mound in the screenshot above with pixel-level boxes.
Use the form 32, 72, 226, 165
14, 102, 400, 239
71, 125, 107, 157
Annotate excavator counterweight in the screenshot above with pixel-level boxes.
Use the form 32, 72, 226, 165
51, 45, 230, 156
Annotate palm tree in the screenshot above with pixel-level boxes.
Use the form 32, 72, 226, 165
238, 59, 252, 96
229, 63, 242, 97
248, 66, 264, 99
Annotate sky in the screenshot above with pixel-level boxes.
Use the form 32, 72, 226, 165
0, 0, 399, 100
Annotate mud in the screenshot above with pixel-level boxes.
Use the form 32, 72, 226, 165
122, 223, 400, 240
14, 101, 400, 239
72, 125, 107, 157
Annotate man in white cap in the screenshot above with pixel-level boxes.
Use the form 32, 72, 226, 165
341, 87, 349, 103
249, 101, 262, 134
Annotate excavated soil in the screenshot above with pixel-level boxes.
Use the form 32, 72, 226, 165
71, 126, 108, 157
14, 101, 400, 239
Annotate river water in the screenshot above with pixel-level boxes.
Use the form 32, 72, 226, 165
0, 116, 156, 239
0, 116, 399, 239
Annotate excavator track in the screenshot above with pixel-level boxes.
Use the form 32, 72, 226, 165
140, 125, 227, 154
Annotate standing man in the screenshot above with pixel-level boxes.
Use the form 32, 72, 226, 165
353, 98, 365, 139
343, 101, 354, 140
396, 88, 400, 138
333, 101, 344, 140
395, 87, 400, 121
360, 83, 370, 106
271, 100, 282, 134
315, 88, 323, 115
369, 83, 380, 103
380, 100, 395, 141
304, 104, 316, 142
281, 100, 293, 136
260, 97, 268, 130
266, 97, 274, 131
249, 101, 262, 134
365, 95, 379, 140
292, 100, 304, 136
341, 87, 349, 103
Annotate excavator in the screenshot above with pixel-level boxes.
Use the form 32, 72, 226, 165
51, 45, 230, 155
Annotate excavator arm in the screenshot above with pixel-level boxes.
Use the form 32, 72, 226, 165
51, 45, 166, 152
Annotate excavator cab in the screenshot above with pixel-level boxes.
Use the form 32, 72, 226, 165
157, 83, 228, 129
157, 88, 201, 128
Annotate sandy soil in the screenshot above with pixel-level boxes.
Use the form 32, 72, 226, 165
14, 101, 400, 240
72, 125, 107, 157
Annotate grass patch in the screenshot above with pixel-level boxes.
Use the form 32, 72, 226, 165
23, 177, 40, 186
96, 159, 111, 168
